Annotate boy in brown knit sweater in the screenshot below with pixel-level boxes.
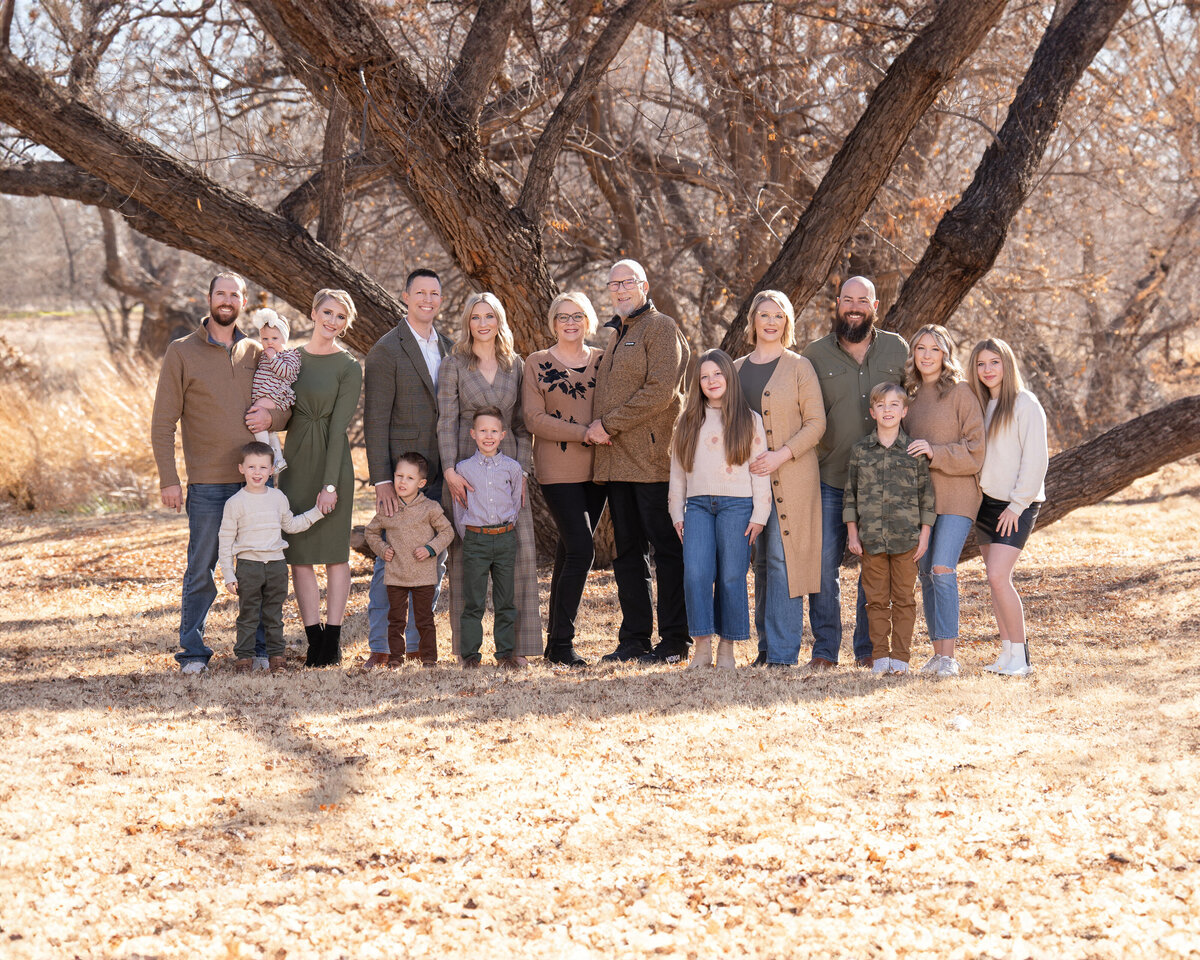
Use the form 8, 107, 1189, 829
364, 453, 455, 666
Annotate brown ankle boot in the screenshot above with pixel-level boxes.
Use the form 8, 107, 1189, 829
268, 656, 287, 673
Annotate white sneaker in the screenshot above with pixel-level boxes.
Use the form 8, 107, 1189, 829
983, 639, 1013, 673
181, 661, 207, 675
935, 657, 961, 677
919, 655, 944, 674
889, 660, 910, 675
872, 658, 891, 674
252, 657, 270, 672
274, 457, 288, 475
997, 645, 1033, 676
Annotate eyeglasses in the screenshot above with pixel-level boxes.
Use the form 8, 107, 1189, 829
554, 312, 586, 324
606, 278, 642, 291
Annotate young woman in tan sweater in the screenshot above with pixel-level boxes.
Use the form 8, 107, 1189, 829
903, 324, 985, 677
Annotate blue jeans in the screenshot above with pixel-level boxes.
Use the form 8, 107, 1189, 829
753, 503, 806, 664
368, 550, 447, 654
682, 496, 753, 641
178, 482, 265, 664
917, 513, 973, 641
808, 482, 869, 663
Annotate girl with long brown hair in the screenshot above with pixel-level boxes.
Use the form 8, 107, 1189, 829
668, 349, 771, 670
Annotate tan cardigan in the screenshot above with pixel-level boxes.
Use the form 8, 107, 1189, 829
151, 321, 289, 487
522, 347, 602, 485
364, 494, 455, 587
902, 380, 985, 519
735, 350, 826, 597
592, 304, 689, 483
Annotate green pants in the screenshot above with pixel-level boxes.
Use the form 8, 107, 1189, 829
459, 529, 517, 660
235, 558, 289, 659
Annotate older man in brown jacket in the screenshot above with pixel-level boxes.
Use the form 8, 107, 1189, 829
587, 259, 690, 663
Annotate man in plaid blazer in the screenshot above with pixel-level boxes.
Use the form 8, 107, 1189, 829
362, 269, 454, 668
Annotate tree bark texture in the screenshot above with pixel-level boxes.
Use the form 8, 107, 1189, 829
719, 0, 1009, 359
886, 0, 1133, 340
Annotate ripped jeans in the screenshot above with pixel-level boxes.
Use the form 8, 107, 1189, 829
917, 513, 973, 641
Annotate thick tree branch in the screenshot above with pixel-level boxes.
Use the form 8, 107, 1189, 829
0, 56, 403, 351
719, 0, 1009, 358
886, 0, 1133, 340
444, 0, 525, 120
1, 0, 14, 51
317, 91, 350, 251
275, 147, 394, 225
517, 0, 657, 220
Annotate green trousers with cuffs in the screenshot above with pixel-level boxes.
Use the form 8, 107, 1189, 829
459, 528, 517, 660
234, 558, 289, 659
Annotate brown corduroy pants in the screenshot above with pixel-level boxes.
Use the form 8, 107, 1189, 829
860, 547, 919, 664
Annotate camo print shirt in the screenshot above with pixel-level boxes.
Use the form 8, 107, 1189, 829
843, 427, 936, 555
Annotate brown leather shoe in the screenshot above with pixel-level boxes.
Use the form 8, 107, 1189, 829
807, 656, 836, 671
496, 656, 525, 671
855, 656, 874, 668
462, 656, 482, 670
363, 652, 390, 670
268, 656, 287, 674
233, 658, 252, 673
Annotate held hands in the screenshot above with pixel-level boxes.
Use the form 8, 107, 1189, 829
383, 546, 395, 562
996, 507, 1021, 538
444, 468, 474, 508
376, 483, 399, 518
584, 419, 611, 445
316, 488, 338, 514
745, 521, 764, 546
906, 439, 933, 460
161, 484, 182, 512
225, 581, 238, 596
749, 447, 791, 477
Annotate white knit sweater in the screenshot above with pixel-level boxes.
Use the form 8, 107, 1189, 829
980, 389, 1048, 514
218, 487, 323, 584
668, 407, 771, 525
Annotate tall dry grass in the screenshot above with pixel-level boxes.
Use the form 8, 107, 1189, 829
0, 361, 159, 512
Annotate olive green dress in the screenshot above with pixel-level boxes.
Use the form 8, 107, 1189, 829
280, 347, 362, 565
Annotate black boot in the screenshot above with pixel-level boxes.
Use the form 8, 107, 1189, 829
323, 623, 342, 666
546, 639, 587, 668
304, 623, 324, 667
600, 640, 652, 663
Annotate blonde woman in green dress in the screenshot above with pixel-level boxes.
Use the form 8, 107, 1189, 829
280, 289, 363, 666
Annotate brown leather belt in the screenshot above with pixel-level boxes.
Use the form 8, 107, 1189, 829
466, 522, 515, 535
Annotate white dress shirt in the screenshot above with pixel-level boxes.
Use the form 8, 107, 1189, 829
407, 320, 442, 388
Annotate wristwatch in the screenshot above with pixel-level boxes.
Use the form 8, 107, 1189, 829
324, 484, 336, 494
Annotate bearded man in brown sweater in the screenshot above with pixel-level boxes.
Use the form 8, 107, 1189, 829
588, 259, 690, 663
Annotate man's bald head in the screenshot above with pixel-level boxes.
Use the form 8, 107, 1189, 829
835, 275, 880, 345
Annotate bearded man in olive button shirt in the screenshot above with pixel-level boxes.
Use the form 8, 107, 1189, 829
801, 276, 908, 669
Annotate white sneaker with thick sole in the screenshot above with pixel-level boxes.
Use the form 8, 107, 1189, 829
936, 656, 961, 677
982, 639, 1013, 673
889, 660, 910, 675
252, 657, 270, 671
872, 658, 892, 674
919, 655, 944, 674
181, 661, 207, 675
997, 645, 1032, 676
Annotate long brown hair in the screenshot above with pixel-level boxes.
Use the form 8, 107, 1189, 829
904, 324, 963, 399
454, 292, 516, 371
968, 337, 1025, 434
673, 349, 756, 472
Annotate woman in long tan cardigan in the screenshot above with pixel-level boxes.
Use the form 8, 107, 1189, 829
734, 290, 826, 666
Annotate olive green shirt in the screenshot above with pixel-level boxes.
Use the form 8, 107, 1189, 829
843, 427, 936, 555
802, 329, 908, 489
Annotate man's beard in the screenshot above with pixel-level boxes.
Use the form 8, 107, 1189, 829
211, 305, 240, 327
835, 307, 875, 343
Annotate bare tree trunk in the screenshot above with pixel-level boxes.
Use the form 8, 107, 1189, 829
316, 92, 350, 252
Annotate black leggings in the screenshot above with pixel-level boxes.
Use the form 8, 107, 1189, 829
540, 482, 608, 644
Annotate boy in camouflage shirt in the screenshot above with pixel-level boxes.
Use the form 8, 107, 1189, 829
844, 383, 936, 674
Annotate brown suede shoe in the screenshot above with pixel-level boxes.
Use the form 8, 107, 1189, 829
496, 656, 524, 671
268, 656, 287, 674
855, 656, 874, 668
363, 652, 390, 671
807, 656, 836, 671
462, 656, 482, 670
233, 659, 252, 674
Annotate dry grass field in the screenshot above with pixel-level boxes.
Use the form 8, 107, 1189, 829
2, 459, 1199, 959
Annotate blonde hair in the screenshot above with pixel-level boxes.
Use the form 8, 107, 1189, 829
454, 292, 516, 372
672, 349, 756, 472
869, 381, 908, 407
547, 292, 599, 339
904, 324, 963, 399
968, 337, 1025, 434
744, 290, 796, 349
251, 308, 290, 341
311, 288, 356, 331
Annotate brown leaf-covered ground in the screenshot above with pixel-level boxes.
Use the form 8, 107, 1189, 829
2, 462, 1199, 959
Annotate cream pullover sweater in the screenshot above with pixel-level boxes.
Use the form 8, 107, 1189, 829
980, 390, 1048, 514
218, 487, 323, 585
668, 407, 771, 526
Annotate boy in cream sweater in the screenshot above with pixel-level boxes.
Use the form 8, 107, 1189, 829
218, 442, 324, 673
